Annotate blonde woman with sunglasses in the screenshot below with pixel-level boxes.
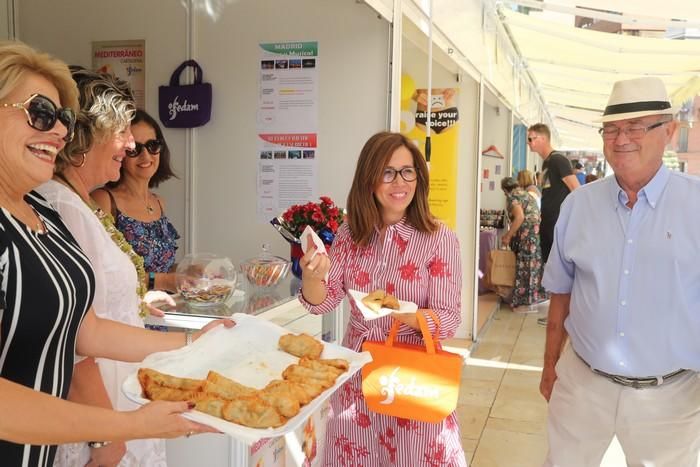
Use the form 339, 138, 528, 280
0, 41, 228, 467
93, 109, 180, 294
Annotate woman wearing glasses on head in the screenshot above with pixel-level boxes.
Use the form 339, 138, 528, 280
0, 42, 228, 467
297, 132, 467, 466
37, 67, 179, 467
93, 109, 180, 294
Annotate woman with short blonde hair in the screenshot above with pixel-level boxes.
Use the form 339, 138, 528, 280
517, 169, 541, 209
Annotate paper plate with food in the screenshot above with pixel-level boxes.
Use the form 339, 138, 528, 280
122, 313, 371, 443
347, 289, 419, 321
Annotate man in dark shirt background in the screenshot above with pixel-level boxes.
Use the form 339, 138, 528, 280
527, 123, 580, 324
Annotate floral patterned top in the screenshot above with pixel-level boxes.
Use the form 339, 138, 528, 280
114, 207, 180, 273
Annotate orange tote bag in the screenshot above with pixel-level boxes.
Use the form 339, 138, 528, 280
361, 310, 463, 423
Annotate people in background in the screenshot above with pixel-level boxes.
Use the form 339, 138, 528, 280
527, 123, 580, 263
585, 173, 599, 184
573, 161, 586, 185
93, 109, 180, 293
298, 132, 466, 466
0, 40, 227, 467
517, 169, 541, 209
37, 67, 169, 467
540, 77, 700, 466
500, 177, 548, 311
527, 122, 580, 326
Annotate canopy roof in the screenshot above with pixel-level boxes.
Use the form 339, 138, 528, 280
498, 7, 700, 149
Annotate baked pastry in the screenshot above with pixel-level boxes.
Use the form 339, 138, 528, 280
382, 294, 400, 310
361, 289, 401, 312
361, 289, 386, 312
278, 333, 324, 359
137, 351, 349, 429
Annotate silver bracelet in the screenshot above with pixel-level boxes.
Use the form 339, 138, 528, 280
87, 441, 111, 449
185, 330, 193, 346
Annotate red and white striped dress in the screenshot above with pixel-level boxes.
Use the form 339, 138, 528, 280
299, 219, 467, 467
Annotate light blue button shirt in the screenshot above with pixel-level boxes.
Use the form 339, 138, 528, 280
543, 164, 700, 376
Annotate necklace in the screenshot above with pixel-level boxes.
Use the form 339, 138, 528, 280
145, 194, 155, 215
54, 174, 148, 318
29, 204, 47, 235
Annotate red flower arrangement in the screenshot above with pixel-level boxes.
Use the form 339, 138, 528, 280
277, 196, 344, 240
270, 196, 345, 279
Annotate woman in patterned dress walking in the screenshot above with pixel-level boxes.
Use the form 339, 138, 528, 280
298, 132, 467, 466
499, 177, 548, 310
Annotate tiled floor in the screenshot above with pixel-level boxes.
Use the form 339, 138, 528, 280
289, 296, 633, 466
476, 292, 500, 336
452, 303, 628, 466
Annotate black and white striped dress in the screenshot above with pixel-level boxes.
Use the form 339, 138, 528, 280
0, 191, 95, 467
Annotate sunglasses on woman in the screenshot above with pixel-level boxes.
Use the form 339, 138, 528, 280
0, 93, 76, 142
126, 139, 163, 158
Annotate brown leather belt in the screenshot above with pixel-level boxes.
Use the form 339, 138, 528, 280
574, 350, 687, 389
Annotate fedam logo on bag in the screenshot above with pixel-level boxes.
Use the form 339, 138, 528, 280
168, 96, 200, 121
379, 367, 441, 404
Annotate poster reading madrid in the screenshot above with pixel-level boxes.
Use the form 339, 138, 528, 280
256, 41, 319, 221
92, 40, 146, 109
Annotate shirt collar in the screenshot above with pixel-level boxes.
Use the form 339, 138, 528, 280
375, 216, 414, 242
610, 164, 670, 210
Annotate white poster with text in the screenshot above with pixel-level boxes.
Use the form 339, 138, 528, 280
256, 41, 318, 222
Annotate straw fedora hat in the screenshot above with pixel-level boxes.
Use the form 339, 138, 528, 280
596, 77, 675, 123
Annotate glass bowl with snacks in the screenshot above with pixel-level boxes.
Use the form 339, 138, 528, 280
240, 244, 291, 288
176, 253, 237, 307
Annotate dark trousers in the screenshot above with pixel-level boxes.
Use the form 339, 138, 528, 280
540, 214, 555, 263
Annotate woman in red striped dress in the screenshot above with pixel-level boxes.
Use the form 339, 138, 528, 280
299, 132, 467, 466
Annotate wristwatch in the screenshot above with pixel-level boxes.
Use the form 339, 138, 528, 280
87, 441, 111, 449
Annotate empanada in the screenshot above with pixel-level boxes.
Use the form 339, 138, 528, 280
138, 367, 205, 392
279, 333, 324, 359
361, 289, 401, 312
299, 357, 344, 377
205, 371, 257, 398
361, 289, 385, 312
282, 364, 337, 389
382, 294, 400, 310
263, 379, 314, 406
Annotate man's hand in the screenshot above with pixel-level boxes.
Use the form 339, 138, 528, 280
85, 441, 126, 467
540, 364, 558, 402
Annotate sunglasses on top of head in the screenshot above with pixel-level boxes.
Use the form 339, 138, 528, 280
126, 139, 163, 158
0, 93, 76, 142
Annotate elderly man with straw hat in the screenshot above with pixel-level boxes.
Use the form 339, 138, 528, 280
539, 76, 700, 466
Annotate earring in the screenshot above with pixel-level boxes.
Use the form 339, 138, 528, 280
71, 153, 87, 168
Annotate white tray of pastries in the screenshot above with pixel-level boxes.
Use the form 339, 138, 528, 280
122, 313, 371, 443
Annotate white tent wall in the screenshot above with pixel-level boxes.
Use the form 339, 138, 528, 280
403, 0, 549, 141
15, 0, 391, 267
0, 0, 13, 39
479, 87, 511, 210
192, 0, 391, 264
402, 31, 479, 339
16, 0, 191, 247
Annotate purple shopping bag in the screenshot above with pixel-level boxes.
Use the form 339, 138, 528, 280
158, 60, 212, 128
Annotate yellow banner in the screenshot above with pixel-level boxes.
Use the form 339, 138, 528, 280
401, 81, 459, 229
